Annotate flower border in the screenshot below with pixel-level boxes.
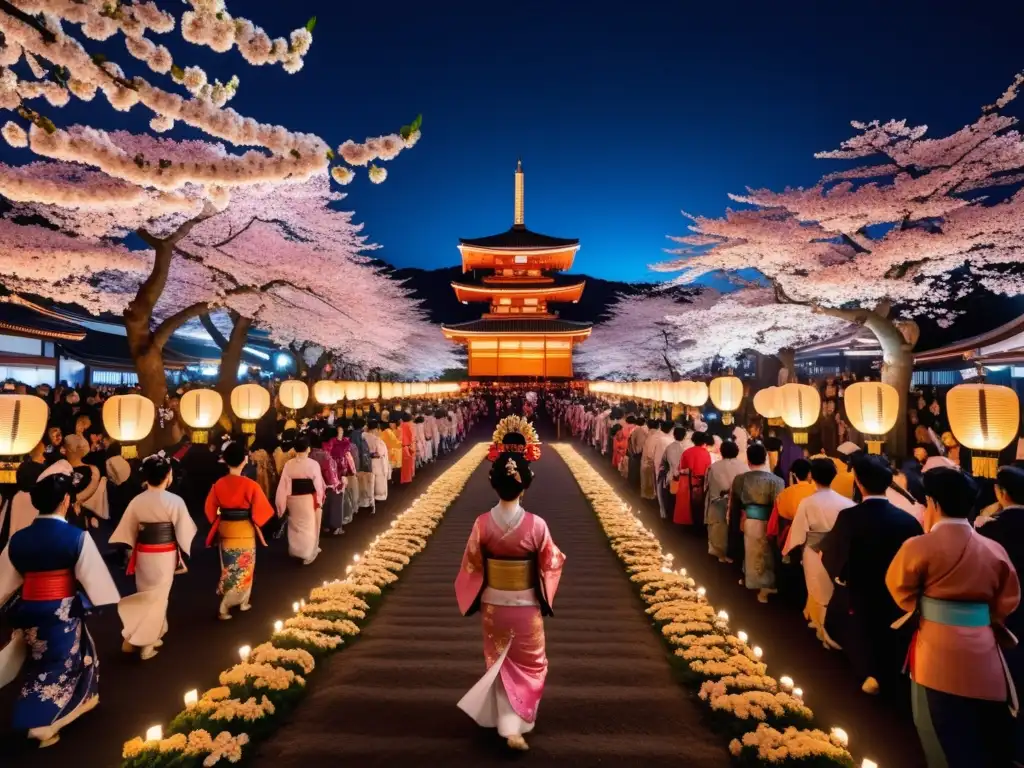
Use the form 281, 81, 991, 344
553, 444, 859, 768
121, 444, 490, 767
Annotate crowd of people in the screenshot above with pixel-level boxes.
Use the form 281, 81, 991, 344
0, 377, 486, 748
554, 384, 1023, 768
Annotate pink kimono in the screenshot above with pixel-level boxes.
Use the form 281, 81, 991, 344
455, 506, 565, 736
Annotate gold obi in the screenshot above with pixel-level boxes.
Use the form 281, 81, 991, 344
485, 559, 536, 592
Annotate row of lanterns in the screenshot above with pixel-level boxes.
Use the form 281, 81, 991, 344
0, 380, 465, 472
586, 378, 1020, 475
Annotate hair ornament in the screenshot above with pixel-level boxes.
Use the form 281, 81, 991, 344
487, 415, 541, 462
505, 457, 522, 483
142, 450, 170, 467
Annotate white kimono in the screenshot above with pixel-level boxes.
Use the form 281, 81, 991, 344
366, 431, 390, 502
275, 455, 325, 562
111, 489, 197, 648
415, 422, 428, 466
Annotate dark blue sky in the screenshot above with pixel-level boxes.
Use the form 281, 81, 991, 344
14, 1, 1024, 283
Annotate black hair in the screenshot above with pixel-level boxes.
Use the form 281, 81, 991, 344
222, 441, 248, 468
141, 454, 173, 487
367, 418, 380, 430
790, 458, 812, 481
763, 435, 782, 452
673, 426, 687, 441
661, 421, 674, 434
489, 452, 534, 501
647, 419, 660, 429
996, 466, 1024, 506
810, 457, 838, 487
923, 466, 978, 519
308, 431, 324, 449
352, 417, 366, 430
30, 473, 73, 515
720, 440, 740, 460
625, 415, 636, 425
610, 407, 623, 420
915, 442, 940, 458
401, 412, 412, 422
280, 428, 297, 451
691, 432, 707, 447
294, 435, 311, 453
852, 454, 893, 496
746, 443, 768, 467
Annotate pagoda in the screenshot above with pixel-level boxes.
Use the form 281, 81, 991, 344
442, 160, 592, 378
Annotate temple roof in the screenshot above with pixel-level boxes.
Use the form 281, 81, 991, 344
442, 318, 592, 334
459, 226, 579, 251
0, 299, 87, 342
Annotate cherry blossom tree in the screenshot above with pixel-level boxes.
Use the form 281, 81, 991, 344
656, 73, 1024, 453
0, 1, 421, 406
577, 288, 850, 381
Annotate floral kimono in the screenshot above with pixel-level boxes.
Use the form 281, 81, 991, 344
730, 469, 785, 593
455, 504, 565, 737
0, 514, 120, 744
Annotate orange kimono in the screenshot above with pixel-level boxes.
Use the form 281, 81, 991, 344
674, 445, 712, 525
205, 474, 275, 613
399, 421, 416, 484
612, 425, 634, 476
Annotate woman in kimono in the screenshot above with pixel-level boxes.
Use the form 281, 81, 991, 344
275, 436, 326, 565
400, 412, 416, 484
366, 419, 390, 503
309, 429, 344, 535
205, 441, 275, 620
0, 473, 120, 747
612, 416, 634, 476
729, 442, 785, 603
414, 414, 428, 469
704, 440, 748, 561
111, 453, 197, 660
456, 421, 564, 752
674, 432, 712, 526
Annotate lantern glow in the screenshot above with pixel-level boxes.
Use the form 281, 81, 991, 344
779, 383, 821, 444
279, 380, 309, 411
230, 384, 270, 443
0, 394, 48, 482
753, 386, 782, 419
947, 383, 1020, 478
313, 380, 340, 405
843, 382, 899, 454
179, 388, 223, 444
184, 689, 198, 708
102, 394, 155, 459
710, 375, 743, 424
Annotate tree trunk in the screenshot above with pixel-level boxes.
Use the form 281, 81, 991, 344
776, 348, 797, 385
216, 314, 251, 431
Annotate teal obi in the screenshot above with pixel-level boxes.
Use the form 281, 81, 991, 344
920, 596, 990, 628
744, 504, 771, 521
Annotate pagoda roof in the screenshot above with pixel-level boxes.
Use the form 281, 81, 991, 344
442, 318, 593, 335
451, 280, 586, 303
0, 298, 87, 342
459, 225, 579, 251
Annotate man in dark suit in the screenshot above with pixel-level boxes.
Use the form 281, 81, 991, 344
821, 453, 924, 695
978, 465, 1024, 766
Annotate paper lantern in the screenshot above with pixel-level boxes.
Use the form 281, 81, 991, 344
947, 383, 1020, 478
179, 388, 222, 444
688, 381, 709, 407
313, 380, 340, 405
103, 394, 155, 458
779, 383, 821, 444
411, 382, 428, 397
279, 380, 309, 411
380, 382, 395, 400
401, 382, 412, 398
230, 384, 270, 442
844, 382, 899, 454
0, 394, 48, 482
365, 382, 381, 400
753, 386, 782, 419
710, 376, 743, 424
344, 381, 366, 402
658, 381, 675, 403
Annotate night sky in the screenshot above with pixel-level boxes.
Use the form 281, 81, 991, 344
9, 1, 1023, 283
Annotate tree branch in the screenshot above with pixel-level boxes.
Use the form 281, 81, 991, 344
0, 0, 56, 42
199, 312, 229, 350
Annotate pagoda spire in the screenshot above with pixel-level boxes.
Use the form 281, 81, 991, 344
513, 157, 525, 229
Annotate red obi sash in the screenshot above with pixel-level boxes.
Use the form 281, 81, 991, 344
126, 542, 178, 576
22, 569, 76, 601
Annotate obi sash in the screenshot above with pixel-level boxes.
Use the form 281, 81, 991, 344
803, 530, 828, 553
744, 503, 771, 522
291, 478, 315, 496
22, 569, 75, 602
128, 522, 178, 575
206, 507, 267, 548
485, 558, 537, 592
920, 596, 990, 628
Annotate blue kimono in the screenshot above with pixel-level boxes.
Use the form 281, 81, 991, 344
0, 515, 119, 741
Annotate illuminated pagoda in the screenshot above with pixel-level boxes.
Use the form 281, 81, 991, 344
442, 160, 592, 378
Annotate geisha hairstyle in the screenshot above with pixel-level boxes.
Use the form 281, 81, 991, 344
490, 451, 534, 501
141, 452, 173, 487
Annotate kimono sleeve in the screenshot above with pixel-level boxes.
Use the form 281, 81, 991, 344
249, 481, 276, 528
820, 507, 853, 584
992, 551, 1022, 627
109, 497, 141, 548
275, 463, 291, 517
0, 546, 22, 606
454, 517, 485, 616
76, 532, 120, 607
204, 482, 221, 525
170, 494, 198, 556
535, 517, 566, 609
885, 537, 926, 613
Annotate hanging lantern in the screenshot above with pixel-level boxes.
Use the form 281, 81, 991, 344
689, 381, 709, 408
103, 394, 155, 459
365, 382, 381, 400
753, 386, 782, 419
658, 381, 675, 403
710, 375, 743, 425
779, 383, 821, 445
279, 380, 309, 412
0, 394, 48, 482
401, 382, 412, 398
380, 382, 395, 400
947, 383, 1020, 478
345, 381, 366, 402
179, 389, 222, 445
411, 382, 428, 397
844, 382, 900, 454
230, 384, 270, 444
313, 380, 339, 406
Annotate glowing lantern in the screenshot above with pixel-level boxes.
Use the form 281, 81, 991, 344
313, 380, 340, 406
179, 388, 222, 444
659, 381, 675, 403
688, 381, 709, 407
365, 382, 381, 400
411, 382, 428, 397
401, 382, 412, 398
779, 383, 821, 444
947, 383, 1020, 478
230, 384, 270, 444
103, 394, 155, 459
345, 381, 366, 402
753, 386, 782, 419
0, 394, 48, 482
844, 382, 899, 454
710, 375, 743, 425
279, 380, 309, 411
380, 382, 395, 400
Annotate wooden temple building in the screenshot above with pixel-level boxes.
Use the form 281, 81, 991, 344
442, 160, 592, 378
